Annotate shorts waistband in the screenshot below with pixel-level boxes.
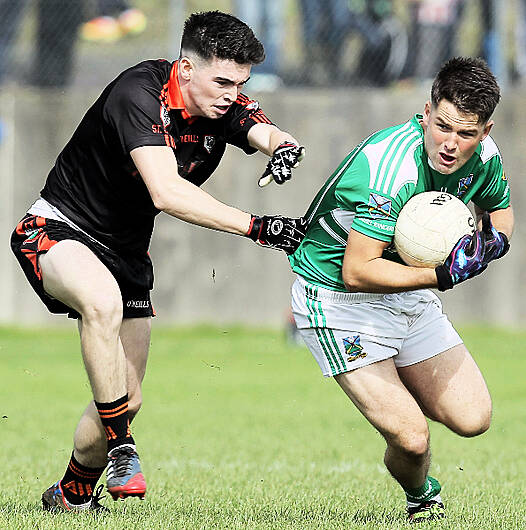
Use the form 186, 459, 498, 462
295, 275, 384, 304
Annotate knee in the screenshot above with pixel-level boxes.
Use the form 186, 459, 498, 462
81, 297, 123, 332
449, 407, 492, 438
388, 426, 430, 459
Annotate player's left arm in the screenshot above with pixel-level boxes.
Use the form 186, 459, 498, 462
342, 230, 439, 293
473, 204, 514, 264
474, 204, 514, 240
247, 123, 305, 187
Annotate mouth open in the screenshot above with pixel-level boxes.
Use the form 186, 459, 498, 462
439, 152, 455, 165
214, 104, 230, 114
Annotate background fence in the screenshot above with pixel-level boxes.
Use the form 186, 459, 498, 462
0, 0, 524, 326
1, 0, 525, 90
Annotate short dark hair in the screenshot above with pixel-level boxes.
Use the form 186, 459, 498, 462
181, 11, 265, 65
431, 57, 501, 123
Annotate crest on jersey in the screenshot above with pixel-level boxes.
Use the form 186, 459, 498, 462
246, 100, 259, 111
161, 106, 171, 128
342, 335, 367, 362
203, 135, 216, 153
456, 174, 473, 198
368, 193, 392, 218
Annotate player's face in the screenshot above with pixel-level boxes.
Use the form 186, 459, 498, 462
421, 99, 493, 174
181, 56, 251, 119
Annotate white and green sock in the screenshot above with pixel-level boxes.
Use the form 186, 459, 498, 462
405, 476, 442, 508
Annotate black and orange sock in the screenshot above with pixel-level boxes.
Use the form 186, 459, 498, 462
95, 394, 135, 452
60, 452, 106, 505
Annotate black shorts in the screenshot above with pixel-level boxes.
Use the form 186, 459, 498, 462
10, 214, 155, 319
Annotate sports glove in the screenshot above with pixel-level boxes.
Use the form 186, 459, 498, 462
480, 211, 509, 264
435, 231, 488, 291
258, 142, 306, 187
246, 214, 308, 255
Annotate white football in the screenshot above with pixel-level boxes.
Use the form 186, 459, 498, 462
394, 191, 475, 267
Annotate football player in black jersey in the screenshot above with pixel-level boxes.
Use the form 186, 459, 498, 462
11, 11, 306, 511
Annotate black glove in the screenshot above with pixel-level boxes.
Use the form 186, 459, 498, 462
435, 231, 488, 291
480, 212, 509, 263
258, 142, 306, 187
246, 215, 308, 254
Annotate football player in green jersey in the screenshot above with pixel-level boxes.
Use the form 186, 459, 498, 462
289, 57, 514, 523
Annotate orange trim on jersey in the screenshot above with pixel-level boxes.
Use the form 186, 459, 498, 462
166, 61, 193, 120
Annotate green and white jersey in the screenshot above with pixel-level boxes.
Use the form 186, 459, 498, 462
289, 114, 510, 291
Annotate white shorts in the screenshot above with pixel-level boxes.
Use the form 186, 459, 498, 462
291, 276, 462, 377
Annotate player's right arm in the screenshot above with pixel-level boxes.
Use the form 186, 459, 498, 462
342, 230, 439, 293
131, 145, 252, 235
131, 145, 307, 254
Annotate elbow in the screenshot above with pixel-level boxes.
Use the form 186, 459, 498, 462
342, 270, 363, 293
150, 189, 171, 211
151, 196, 167, 211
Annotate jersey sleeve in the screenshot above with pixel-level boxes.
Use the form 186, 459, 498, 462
223, 93, 274, 154
471, 145, 510, 211
103, 70, 170, 154
335, 151, 403, 243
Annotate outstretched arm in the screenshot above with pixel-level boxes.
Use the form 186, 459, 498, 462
131, 144, 306, 254
132, 145, 251, 234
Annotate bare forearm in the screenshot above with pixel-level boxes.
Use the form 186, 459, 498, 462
475, 205, 514, 239
158, 178, 251, 235
344, 258, 438, 293
247, 123, 299, 155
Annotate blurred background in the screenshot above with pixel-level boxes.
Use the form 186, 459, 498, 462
0, 0, 524, 327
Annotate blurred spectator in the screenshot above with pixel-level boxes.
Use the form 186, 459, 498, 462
298, 0, 351, 85
297, 0, 406, 87
81, 0, 147, 43
0, 0, 83, 87
514, 0, 526, 82
233, 0, 283, 91
404, 0, 465, 82
352, 0, 408, 86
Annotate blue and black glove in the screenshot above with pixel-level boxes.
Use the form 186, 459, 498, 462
435, 231, 488, 291
481, 212, 509, 264
246, 214, 308, 255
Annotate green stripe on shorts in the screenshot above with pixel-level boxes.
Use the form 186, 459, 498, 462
316, 327, 346, 376
305, 285, 327, 328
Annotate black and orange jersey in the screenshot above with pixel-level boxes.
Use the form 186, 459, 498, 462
40, 59, 273, 254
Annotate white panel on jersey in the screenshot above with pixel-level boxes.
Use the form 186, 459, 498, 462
480, 135, 502, 164
319, 218, 348, 245
363, 121, 413, 191
388, 137, 422, 197
331, 208, 355, 233
382, 132, 421, 195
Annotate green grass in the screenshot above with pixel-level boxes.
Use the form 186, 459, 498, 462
1, 324, 525, 529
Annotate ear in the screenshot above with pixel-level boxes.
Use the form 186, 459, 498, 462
178, 56, 194, 81
422, 101, 432, 129
480, 120, 494, 141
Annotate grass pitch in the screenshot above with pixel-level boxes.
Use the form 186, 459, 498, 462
1, 324, 525, 529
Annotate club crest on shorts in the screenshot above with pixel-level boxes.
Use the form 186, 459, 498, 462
368, 193, 392, 219
342, 335, 367, 362
203, 135, 216, 153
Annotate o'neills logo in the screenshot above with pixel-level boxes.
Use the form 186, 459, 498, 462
127, 300, 150, 308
